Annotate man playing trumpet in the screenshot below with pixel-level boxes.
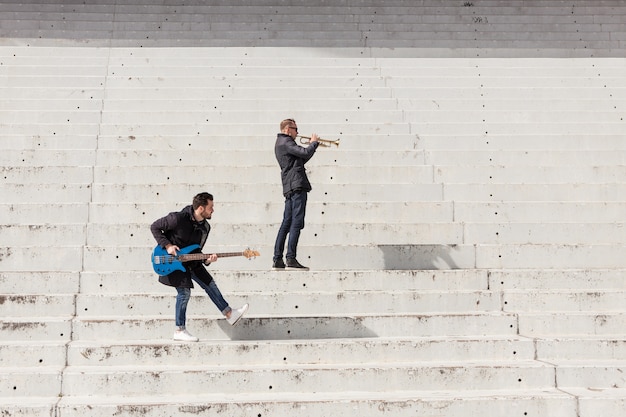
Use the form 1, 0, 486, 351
272, 118, 319, 271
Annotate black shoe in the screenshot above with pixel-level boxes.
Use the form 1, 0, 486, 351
286, 258, 309, 271
272, 258, 286, 270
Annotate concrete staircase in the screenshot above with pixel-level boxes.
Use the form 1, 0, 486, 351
1, 1, 625, 417
0, 0, 625, 55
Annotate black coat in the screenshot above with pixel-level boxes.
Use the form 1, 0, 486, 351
150, 205, 213, 288
275, 133, 319, 197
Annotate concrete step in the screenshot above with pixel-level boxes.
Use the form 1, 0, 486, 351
95, 121, 411, 136
95, 134, 419, 151
104, 55, 375, 66
393, 86, 626, 100
86, 222, 464, 246
0, 294, 74, 317
0, 203, 89, 223
0, 182, 444, 205
4, 267, 622, 297
0, 75, 106, 88
81, 243, 478, 271
0, 271, 80, 294
0, 245, 84, 272
556, 362, 626, 389
105, 65, 382, 78
536, 338, 626, 361
88, 164, 626, 185
92, 164, 433, 185
87, 183, 443, 204
519, 313, 626, 337
67, 290, 500, 318
0, 341, 66, 367
488, 269, 626, 290
58, 362, 556, 396
3, 390, 582, 417
64, 336, 534, 367
77, 269, 489, 295
4, 243, 626, 272
0, 318, 71, 341
455, 201, 626, 222
80, 268, 624, 295
415, 122, 626, 136
381, 61, 625, 76
0, 184, 92, 204
570, 388, 626, 417
0, 148, 425, 167
0, 224, 87, 246
1, 163, 432, 184
399, 98, 626, 112
79, 201, 623, 225
408, 110, 625, 124
81, 221, 625, 247
67, 242, 626, 272
99, 86, 395, 100
503, 290, 626, 312
1, 98, 104, 111
104, 75, 388, 89
86, 201, 455, 224
386, 75, 613, 89
444, 183, 626, 201
0, 135, 96, 150
94, 149, 426, 166
464, 223, 626, 244
99, 97, 398, 112
426, 150, 626, 165
475, 244, 626, 269
435, 165, 626, 183
4, 289, 622, 321
4, 336, 623, 371
0, 150, 96, 167
3, 160, 625, 186
98, 109, 404, 125
0, 166, 93, 183
418, 134, 626, 151
0, 367, 62, 397
71, 314, 519, 341
6, 14, 619, 37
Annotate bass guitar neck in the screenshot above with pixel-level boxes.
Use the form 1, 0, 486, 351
151, 244, 259, 276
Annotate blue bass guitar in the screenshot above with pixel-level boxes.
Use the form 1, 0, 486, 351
151, 244, 259, 276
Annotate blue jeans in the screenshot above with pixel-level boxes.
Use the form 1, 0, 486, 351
175, 272, 230, 328
274, 190, 307, 261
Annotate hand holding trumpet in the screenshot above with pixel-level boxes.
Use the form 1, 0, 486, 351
298, 134, 340, 148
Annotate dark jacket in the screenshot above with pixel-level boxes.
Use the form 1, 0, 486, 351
275, 133, 319, 197
150, 205, 213, 288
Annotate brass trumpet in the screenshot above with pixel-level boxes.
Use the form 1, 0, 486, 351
298, 135, 340, 148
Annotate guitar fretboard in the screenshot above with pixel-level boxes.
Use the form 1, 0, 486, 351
154, 252, 243, 265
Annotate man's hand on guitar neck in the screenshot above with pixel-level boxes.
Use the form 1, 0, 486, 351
166, 244, 218, 265
204, 253, 218, 266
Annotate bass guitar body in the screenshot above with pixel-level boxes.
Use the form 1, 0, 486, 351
152, 244, 201, 276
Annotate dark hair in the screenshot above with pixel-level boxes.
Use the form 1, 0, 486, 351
192, 192, 213, 209
280, 118, 296, 131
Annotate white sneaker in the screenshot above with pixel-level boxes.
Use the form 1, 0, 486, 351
226, 304, 249, 326
173, 328, 199, 342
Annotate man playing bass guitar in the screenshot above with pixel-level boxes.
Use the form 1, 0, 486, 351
150, 192, 249, 342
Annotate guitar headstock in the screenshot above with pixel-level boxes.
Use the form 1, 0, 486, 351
243, 248, 260, 259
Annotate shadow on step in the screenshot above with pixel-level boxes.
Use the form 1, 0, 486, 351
218, 317, 378, 340
378, 244, 472, 270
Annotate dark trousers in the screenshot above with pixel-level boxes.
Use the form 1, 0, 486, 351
273, 190, 307, 261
